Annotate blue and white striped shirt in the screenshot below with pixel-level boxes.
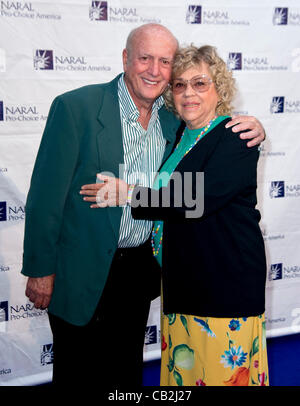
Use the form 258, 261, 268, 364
117, 74, 166, 248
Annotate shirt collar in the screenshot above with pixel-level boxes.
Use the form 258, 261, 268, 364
118, 73, 165, 122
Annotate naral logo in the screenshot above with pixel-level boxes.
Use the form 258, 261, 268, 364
89, 1, 107, 21
41, 344, 54, 365
145, 325, 157, 345
0, 202, 24, 221
0, 201, 7, 221
186, 5, 202, 24
0, 1, 34, 10
10, 302, 47, 320
0, 101, 3, 121
273, 8, 288, 25
227, 53, 242, 70
34, 50, 53, 70
269, 263, 283, 281
0, 301, 9, 322
270, 97, 284, 114
0, 301, 47, 322
0, 1, 34, 12
269, 181, 285, 198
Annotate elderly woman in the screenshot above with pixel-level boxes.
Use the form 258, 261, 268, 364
84, 45, 268, 386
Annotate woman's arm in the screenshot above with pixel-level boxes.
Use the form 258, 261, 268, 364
81, 130, 259, 221
131, 132, 259, 221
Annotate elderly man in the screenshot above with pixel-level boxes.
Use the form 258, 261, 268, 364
22, 23, 264, 387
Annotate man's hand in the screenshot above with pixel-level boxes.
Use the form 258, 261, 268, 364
225, 115, 266, 147
81, 174, 129, 208
25, 274, 55, 309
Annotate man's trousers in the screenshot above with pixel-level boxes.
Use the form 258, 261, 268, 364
48, 239, 161, 389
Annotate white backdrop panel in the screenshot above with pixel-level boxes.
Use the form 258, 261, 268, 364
0, 0, 300, 385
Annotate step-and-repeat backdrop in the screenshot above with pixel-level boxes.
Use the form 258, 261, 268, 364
0, 0, 300, 385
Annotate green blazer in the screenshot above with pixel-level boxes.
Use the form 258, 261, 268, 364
21, 74, 180, 326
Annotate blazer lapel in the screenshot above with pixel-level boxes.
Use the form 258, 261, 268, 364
96, 75, 123, 240
96, 75, 124, 177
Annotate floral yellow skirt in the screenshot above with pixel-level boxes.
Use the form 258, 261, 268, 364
161, 313, 269, 386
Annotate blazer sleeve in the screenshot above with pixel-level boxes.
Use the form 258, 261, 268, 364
21, 95, 80, 277
131, 131, 259, 221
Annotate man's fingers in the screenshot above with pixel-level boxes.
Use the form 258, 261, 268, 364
27, 292, 51, 309
41, 296, 51, 309
238, 129, 258, 139
25, 285, 31, 298
225, 115, 256, 130
26, 289, 42, 309
226, 114, 255, 125
26, 290, 36, 303
33, 298, 43, 309
246, 139, 259, 148
25, 286, 37, 302
229, 121, 255, 133
34, 297, 49, 310
225, 116, 245, 128
225, 118, 237, 128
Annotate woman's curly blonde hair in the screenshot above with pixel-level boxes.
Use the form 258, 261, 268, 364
164, 44, 236, 117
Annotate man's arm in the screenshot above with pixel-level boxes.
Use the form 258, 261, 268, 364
22, 95, 80, 308
225, 115, 265, 147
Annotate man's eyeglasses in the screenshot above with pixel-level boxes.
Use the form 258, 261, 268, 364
171, 75, 213, 95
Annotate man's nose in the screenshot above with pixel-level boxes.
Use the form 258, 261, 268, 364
148, 59, 160, 76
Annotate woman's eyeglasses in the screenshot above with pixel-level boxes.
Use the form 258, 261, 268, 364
171, 75, 213, 95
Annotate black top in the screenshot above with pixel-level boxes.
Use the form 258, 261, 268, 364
131, 118, 266, 318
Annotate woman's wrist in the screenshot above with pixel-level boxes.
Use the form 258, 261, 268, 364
127, 184, 135, 206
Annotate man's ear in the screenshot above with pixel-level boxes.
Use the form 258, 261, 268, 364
122, 49, 128, 71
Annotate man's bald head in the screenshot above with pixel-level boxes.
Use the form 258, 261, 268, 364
125, 24, 178, 62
